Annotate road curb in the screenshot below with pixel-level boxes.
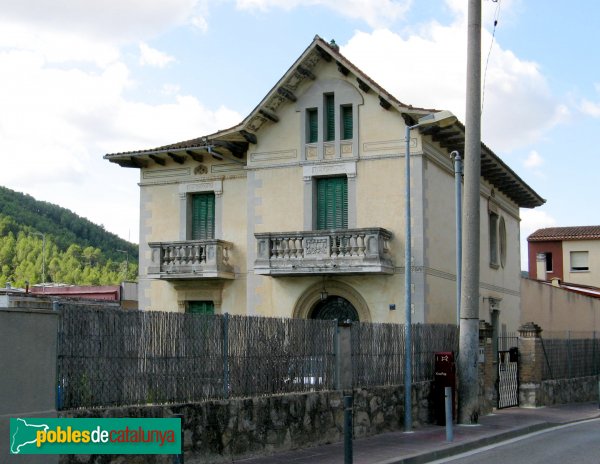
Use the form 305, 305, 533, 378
376, 423, 554, 464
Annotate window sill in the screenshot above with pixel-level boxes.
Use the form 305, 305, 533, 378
570, 269, 590, 273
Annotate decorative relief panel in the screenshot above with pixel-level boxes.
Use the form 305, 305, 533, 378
341, 143, 353, 157
250, 150, 298, 162
362, 139, 415, 153
247, 116, 268, 132
306, 146, 318, 161
143, 168, 190, 179
179, 180, 223, 197
303, 161, 357, 181
265, 94, 286, 112
304, 237, 330, 258
303, 51, 321, 70
211, 163, 244, 173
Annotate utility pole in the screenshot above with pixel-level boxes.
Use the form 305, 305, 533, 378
458, 0, 481, 424
34, 232, 46, 291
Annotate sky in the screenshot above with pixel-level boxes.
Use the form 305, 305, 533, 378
1, 0, 598, 270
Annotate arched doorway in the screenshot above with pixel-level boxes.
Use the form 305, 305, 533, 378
310, 296, 359, 322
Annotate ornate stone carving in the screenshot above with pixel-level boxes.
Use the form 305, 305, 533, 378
304, 238, 329, 257
194, 164, 208, 175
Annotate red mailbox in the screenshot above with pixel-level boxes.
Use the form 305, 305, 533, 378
434, 351, 456, 425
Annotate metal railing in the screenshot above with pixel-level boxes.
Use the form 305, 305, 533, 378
541, 331, 600, 380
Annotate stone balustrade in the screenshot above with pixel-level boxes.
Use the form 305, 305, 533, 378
254, 228, 393, 276
148, 239, 234, 280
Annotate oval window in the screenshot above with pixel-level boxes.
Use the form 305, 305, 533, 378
499, 217, 507, 268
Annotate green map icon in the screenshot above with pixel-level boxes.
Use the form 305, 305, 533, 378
10, 418, 49, 454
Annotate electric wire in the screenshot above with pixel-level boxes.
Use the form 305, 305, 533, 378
482, 0, 501, 115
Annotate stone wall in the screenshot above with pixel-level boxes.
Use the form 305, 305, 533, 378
59, 382, 433, 464
541, 376, 599, 406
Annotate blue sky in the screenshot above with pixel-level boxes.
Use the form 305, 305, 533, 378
1, 0, 598, 269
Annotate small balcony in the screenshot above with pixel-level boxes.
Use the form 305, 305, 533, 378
148, 240, 234, 280
254, 228, 393, 276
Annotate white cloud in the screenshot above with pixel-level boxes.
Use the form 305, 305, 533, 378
340, 6, 566, 153
580, 99, 600, 118
0, 19, 241, 243
519, 208, 557, 270
0, 0, 200, 43
524, 150, 543, 169
190, 14, 209, 33
234, 0, 411, 28
139, 42, 176, 68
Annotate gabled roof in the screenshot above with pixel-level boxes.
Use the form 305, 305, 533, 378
528, 226, 600, 242
104, 35, 545, 209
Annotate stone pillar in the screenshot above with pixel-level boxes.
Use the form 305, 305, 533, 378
478, 320, 495, 413
518, 322, 543, 407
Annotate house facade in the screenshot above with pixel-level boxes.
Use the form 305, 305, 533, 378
105, 36, 544, 331
528, 226, 600, 287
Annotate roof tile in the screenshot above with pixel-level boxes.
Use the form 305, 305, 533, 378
528, 226, 600, 241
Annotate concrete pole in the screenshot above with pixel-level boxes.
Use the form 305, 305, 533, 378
458, 0, 482, 425
452, 151, 462, 327
404, 124, 413, 432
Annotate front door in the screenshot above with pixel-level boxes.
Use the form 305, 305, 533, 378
310, 296, 359, 322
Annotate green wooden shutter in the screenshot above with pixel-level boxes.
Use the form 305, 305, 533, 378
307, 108, 318, 143
316, 177, 348, 230
341, 105, 353, 140
325, 94, 335, 141
187, 301, 214, 315
191, 193, 215, 240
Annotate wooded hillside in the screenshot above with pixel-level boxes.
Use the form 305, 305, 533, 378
0, 186, 138, 288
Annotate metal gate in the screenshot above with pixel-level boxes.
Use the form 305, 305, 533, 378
497, 347, 519, 409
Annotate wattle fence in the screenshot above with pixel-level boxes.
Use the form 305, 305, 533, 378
56, 306, 458, 410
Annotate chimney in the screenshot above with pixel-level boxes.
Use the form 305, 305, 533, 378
536, 253, 547, 281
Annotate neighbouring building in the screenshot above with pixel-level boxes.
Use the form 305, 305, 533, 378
0, 282, 138, 310
105, 36, 544, 331
528, 226, 600, 287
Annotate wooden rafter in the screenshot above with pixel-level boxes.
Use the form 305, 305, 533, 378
240, 130, 257, 144
186, 150, 204, 162
336, 61, 349, 76
357, 78, 370, 93
149, 154, 166, 166
277, 87, 297, 102
259, 108, 279, 123
167, 152, 185, 165
379, 96, 391, 110
296, 65, 316, 80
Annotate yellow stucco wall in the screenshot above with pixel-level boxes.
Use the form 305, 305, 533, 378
423, 153, 522, 331
133, 55, 528, 330
562, 240, 600, 286
521, 277, 600, 332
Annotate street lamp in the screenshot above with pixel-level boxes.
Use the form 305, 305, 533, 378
404, 110, 456, 432
33, 232, 46, 292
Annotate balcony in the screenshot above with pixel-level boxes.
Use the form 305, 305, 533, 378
254, 228, 393, 276
148, 240, 234, 280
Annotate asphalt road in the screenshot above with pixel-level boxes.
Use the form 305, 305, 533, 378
431, 418, 600, 464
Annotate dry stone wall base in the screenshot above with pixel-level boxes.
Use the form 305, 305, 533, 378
59, 382, 433, 464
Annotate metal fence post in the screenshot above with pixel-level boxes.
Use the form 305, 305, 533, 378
567, 330, 572, 380
344, 395, 353, 464
172, 413, 184, 464
334, 322, 341, 390
223, 312, 230, 399
445, 387, 453, 442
